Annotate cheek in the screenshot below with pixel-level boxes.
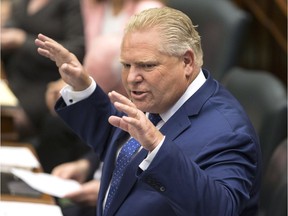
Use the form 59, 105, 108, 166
164, 69, 186, 88
121, 71, 128, 85
159, 71, 187, 97
150, 76, 173, 101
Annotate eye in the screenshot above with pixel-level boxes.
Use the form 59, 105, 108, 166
139, 63, 157, 71
122, 63, 131, 69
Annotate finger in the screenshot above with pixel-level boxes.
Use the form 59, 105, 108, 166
51, 169, 67, 178
37, 33, 58, 44
35, 34, 56, 50
35, 35, 60, 52
59, 63, 82, 78
34, 38, 45, 48
113, 101, 142, 120
37, 47, 52, 59
108, 115, 129, 132
51, 169, 60, 176
108, 91, 136, 108
109, 104, 144, 133
64, 189, 82, 199
35, 41, 57, 61
109, 91, 140, 119
36, 34, 71, 63
42, 41, 66, 59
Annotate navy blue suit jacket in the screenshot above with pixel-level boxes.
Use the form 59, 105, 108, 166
56, 70, 261, 216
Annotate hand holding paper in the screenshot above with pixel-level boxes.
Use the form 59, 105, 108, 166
11, 168, 81, 198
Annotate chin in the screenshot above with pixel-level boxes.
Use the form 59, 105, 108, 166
134, 103, 147, 112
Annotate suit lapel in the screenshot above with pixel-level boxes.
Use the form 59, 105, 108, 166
160, 69, 217, 140
160, 110, 192, 141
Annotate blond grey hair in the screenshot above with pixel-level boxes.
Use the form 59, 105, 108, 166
124, 7, 203, 67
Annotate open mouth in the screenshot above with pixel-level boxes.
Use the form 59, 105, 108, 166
132, 91, 144, 95
131, 91, 147, 99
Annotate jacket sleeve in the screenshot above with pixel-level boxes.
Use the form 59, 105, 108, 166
138, 130, 260, 216
55, 87, 117, 160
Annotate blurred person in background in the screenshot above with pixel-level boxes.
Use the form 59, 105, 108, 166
52, 151, 102, 216
1, 0, 85, 140
0, 0, 90, 173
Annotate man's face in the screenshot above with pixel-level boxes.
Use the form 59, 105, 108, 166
120, 28, 192, 114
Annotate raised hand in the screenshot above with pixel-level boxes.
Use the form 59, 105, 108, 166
35, 33, 91, 91
35, 33, 75, 67
108, 91, 164, 151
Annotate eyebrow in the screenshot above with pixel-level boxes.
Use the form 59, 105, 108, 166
120, 59, 159, 64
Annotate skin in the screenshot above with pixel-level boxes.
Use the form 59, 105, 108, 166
45, 79, 65, 115
1, 28, 26, 50
52, 159, 100, 206
35, 27, 196, 152
63, 179, 100, 206
120, 29, 195, 114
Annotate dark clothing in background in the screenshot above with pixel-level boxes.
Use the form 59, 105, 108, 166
1, 0, 85, 133
1, 0, 88, 173
37, 114, 91, 173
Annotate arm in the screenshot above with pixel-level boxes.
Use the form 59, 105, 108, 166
35, 34, 116, 158
139, 133, 258, 216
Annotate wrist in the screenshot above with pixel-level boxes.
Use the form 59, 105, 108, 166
72, 73, 92, 91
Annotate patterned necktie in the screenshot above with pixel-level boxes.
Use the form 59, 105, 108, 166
104, 113, 161, 214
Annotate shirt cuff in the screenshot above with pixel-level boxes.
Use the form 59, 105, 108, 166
60, 77, 96, 105
139, 136, 165, 171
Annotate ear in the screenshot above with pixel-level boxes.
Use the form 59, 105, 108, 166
183, 49, 195, 77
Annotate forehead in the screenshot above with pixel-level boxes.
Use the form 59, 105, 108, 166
120, 29, 162, 61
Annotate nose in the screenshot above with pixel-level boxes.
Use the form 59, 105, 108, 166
126, 66, 143, 84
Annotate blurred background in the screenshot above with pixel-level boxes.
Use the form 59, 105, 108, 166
2, 0, 286, 85
233, 0, 286, 86
1, 0, 287, 216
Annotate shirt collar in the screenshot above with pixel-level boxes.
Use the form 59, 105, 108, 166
159, 69, 206, 123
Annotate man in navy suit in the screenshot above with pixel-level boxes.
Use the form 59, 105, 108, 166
35, 7, 261, 216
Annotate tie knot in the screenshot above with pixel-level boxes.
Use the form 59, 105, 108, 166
148, 113, 162, 126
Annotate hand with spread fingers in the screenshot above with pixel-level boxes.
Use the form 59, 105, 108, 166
108, 91, 164, 151
35, 34, 91, 91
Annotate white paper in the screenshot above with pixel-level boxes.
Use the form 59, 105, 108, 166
0, 146, 40, 170
0, 201, 63, 216
0, 80, 18, 106
11, 168, 81, 198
